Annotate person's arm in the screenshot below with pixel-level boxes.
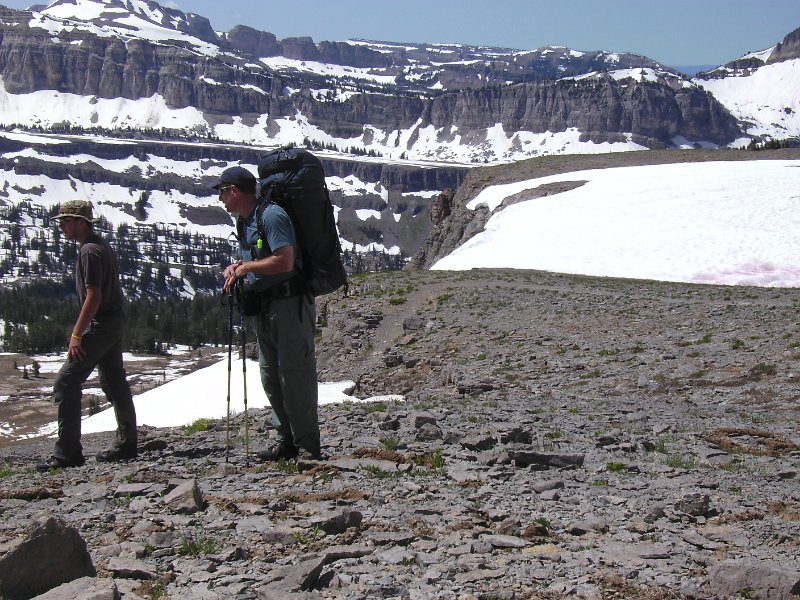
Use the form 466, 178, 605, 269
68, 286, 102, 362
223, 245, 294, 291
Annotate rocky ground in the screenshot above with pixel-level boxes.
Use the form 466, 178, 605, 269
1, 268, 799, 599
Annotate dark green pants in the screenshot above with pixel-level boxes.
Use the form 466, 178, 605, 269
256, 294, 320, 455
52, 314, 137, 462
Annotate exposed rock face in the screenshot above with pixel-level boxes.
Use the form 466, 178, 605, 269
430, 188, 454, 226
0, 4, 744, 152
222, 25, 280, 58
769, 26, 800, 63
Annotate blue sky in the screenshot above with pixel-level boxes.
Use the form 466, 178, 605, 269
7, 0, 800, 66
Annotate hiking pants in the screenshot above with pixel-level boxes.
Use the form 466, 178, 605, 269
52, 314, 137, 462
256, 294, 320, 455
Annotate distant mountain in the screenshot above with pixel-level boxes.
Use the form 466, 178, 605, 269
0, 0, 748, 162
693, 26, 800, 141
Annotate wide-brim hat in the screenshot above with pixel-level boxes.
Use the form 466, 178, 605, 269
211, 166, 256, 193
53, 200, 100, 223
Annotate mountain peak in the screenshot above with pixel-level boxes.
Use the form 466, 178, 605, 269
32, 0, 219, 46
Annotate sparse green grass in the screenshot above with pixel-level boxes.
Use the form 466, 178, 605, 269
731, 338, 745, 350
272, 458, 299, 473
363, 401, 388, 413
183, 418, 212, 436
606, 462, 626, 472
113, 494, 132, 507
436, 292, 454, 305
0, 468, 13, 479
749, 363, 776, 378
362, 465, 398, 479
696, 333, 714, 344
579, 369, 601, 379
665, 454, 698, 470
543, 428, 563, 440
379, 435, 400, 450
179, 533, 219, 556
388, 296, 407, 305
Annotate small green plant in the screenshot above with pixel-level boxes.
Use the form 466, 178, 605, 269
630, 342, 645, 353
362, 465, 398, 479
113, 493, 132, 507
273, 458, 299, 473
466, 415, 487, 424
436, 292, 454, 305
363, 401, 388, 413
579, 369, 601, 379
567, 407, 579, 414
749, 363, 776, 378
731, 338, 745, 350
179, 533, 219, 556
543, 427, 563, 440
535, 517, 550, 528
379, 435, 400, 450
696, 333, 714, 344
606, 462, 626, 472
665, 454, 698, 470
183, 418, 212, 436
388, 296, 407, 305
0, 467, 13, 479
592, 479, 609, 486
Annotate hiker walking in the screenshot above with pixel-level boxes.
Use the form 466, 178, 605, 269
39, 200, 137, 470
215, 166, 323, 461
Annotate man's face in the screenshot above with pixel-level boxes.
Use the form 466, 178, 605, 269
58, 216, 80, 240
218, 184, 242, 216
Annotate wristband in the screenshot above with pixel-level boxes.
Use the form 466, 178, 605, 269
71, 334, 82, 341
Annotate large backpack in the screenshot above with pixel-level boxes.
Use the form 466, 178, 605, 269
253, 147, 348, 297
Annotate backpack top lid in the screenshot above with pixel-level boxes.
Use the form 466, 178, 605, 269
258, 147, 325, 190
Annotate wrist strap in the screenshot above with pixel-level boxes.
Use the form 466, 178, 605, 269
71, 334, 82, 341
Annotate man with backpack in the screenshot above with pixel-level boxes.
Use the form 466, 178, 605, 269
38, 200, 137, 471
214, 165, 323, 462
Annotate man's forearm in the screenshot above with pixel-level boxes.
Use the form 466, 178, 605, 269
73, 287, 102, 337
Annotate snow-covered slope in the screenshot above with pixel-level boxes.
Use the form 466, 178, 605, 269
695, 58, 800, 141
432, 159, 800, 287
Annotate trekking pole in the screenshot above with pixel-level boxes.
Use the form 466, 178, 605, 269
224, 288, 234, 463
236, 280, 250, 466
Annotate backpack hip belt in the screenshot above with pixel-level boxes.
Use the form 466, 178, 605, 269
262, 274, 304, 299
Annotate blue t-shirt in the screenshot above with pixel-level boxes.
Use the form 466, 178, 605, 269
239, 202, 299, 292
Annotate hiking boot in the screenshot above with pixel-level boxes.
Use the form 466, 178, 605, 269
36, 455, 85, 472
256, 441, 298, 461
296, 448, 325, 462
96, 447, 138, 462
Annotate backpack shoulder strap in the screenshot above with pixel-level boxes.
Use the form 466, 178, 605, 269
236, 198, 271, 253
